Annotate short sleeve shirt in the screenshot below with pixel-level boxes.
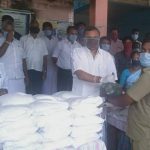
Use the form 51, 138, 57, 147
20, 34, 48, 72
52, 38, 81, 69
0, 37, 24, 79
127, 68, 150, 140
71, 47, 118, 96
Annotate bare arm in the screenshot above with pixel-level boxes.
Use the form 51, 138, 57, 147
0, 31, 14, 57
75, 70, 101, 83
107, 94, 134, 107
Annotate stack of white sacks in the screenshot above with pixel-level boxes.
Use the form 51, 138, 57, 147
0, 93, 42, 150
30, 95, 72, 150
70, 97, 104, 148
53, 92, 105, 148
0, 92, 106, 150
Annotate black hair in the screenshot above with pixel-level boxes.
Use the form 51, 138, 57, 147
122, 36, 132, 43
75, 22, 86, 29
2, 15, 14, 22
84, 26, 100, 36
132, 28, 140, 34
66, 26, 76, 34
42, 22, 53, 30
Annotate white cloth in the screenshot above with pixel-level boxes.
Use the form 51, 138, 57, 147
52, 38, 81, 69
0, 106, 32, 123
6, 79, 25, 93
42, 138, 73, 150
72, 47, 117, 96
0, 62, 7, 89
20, 34, 48, 72
0, 93, 34, 106
41, 35, 58, 94
0, 37, 24, 79
52, 91, 81, 99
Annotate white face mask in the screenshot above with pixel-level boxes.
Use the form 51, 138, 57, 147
44, 30, 52, 37
140, 52, 150, 67
132, 34, 139, 40
101, 44, 110, 51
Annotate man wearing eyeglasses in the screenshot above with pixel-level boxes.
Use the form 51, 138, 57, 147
71, 26, 117, 96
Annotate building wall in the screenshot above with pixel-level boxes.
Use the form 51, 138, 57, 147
0, 0, 73, 24
32, 0, 73, 25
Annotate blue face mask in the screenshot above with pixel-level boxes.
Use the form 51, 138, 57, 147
44, 30, 52, 37
132, 34, 139, 41
140, 52, 150, 67
68, 34, 77, 43
101, 44, 110, 51
3, 31, 8, 38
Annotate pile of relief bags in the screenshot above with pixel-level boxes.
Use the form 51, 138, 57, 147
0, 92, 106, 150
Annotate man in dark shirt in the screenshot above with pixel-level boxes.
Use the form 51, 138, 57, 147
1, 15, 22, 40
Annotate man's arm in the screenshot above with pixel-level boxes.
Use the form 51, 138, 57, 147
0, 31, 14, 57
75, 70, 101, 83
107, 94, 134, 107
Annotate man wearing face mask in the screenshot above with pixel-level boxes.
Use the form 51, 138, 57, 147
40, 22, 58, 94
21, 20, 48, 95
0, 21, 25, 93
100, 36, 111, 53
131, 28, 142, 52
71, 26, 117, 96
52, 26, 81, 91
107, 38, 150, 150
1, 15, 22, 40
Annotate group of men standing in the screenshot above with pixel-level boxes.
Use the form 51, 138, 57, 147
0, 15, 117, 97
0, 15, 150, 150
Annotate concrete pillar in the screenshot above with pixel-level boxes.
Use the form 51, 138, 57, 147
89, 0, 108, 36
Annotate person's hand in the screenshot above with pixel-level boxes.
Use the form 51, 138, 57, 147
6, 31, 14, 43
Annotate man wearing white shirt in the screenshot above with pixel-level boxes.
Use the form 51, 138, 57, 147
21, 21, 48, 95
0, 63, 8, 95
52, 26, 81, 91
110, 28, 124, 56
72, 26, 117, 96
40, 22, 58, 94
0, 21, 25, 93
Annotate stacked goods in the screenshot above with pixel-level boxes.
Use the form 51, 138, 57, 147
30, 95, 73, 150
0, 106, 41, 150
0, 92, 106, 150
69, 97, 104, 148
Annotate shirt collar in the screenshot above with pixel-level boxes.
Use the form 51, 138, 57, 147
85, 47, 101, 55
64, 38, 78, 45
28, 33, 40, 39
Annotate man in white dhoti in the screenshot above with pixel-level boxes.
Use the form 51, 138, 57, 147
0, 21, 25, 93
40, 22, 58, 94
